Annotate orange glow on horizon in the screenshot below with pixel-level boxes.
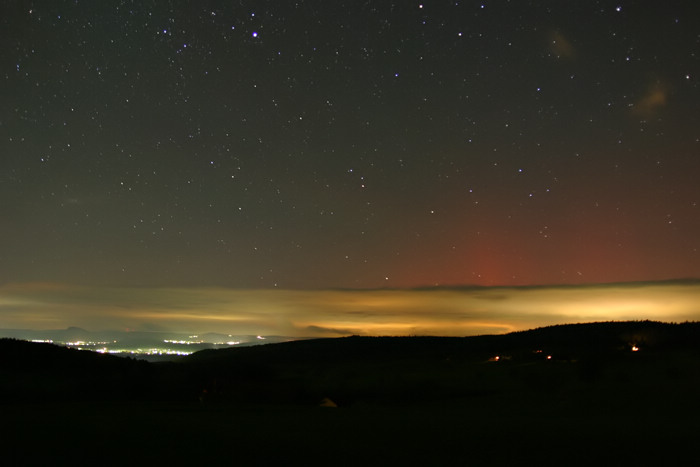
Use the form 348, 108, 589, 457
1, 281, 699, 338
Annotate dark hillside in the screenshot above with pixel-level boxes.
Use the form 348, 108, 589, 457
2, 321, 700, 465
187, 319, 700, 367
0, 338, 153, 400
176, 320, 700, 406
2, 321, 698, 405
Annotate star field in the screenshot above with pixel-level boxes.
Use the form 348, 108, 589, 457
2, 1, 699, 289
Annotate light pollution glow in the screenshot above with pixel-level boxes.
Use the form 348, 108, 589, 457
1, 281, 699, 337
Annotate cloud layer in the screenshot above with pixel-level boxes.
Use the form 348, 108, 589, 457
1, 282, 699, 337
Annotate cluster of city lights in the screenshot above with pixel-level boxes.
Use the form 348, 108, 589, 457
54, 335, 252, 358
163, 339, 204, 345
95, 348, 193, 356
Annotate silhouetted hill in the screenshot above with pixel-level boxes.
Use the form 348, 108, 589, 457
3, 321, 700, 465
3, 321, 699, 405
168, 320, 700, 406
1, 337, 121, 369
187, 320, 700, 365
0, 338, 153, 400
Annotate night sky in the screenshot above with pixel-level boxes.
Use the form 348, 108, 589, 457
3, 1, 700, 290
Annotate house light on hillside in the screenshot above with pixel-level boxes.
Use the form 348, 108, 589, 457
488, 355, 511, 362
631, 345, 639, 352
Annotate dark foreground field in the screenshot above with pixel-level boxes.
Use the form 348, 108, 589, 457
2, 321, 700, 465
